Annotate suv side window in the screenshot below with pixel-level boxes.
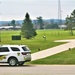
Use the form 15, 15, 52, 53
0, 47, 9, 52
22, 47, 30, 51
11, 47, 20, 51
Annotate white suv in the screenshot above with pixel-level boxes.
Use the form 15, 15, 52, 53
0, 45, 31, 66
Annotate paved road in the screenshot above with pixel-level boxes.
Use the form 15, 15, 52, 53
0, 64, 75, 75
32, 39, 75, 61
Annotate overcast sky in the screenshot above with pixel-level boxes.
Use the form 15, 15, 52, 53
0, 0, 75, 21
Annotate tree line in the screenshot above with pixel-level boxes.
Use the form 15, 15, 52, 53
1, 9, 75, 39
33, 17, 60, 29
21, 9, 75, 39
21, 13, 61, 39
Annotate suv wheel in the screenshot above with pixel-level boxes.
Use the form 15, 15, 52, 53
8, 58, 18, 66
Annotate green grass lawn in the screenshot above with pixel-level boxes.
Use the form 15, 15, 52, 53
31, 48, 75, 64
0, 29, 75, 53
1, 29, 75, 64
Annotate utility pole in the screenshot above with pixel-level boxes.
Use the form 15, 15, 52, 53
58, 0, 62, 25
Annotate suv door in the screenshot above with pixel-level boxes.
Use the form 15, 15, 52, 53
0, 47, 10, 62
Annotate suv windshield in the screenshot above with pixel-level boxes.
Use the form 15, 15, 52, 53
22, 46, 30, 51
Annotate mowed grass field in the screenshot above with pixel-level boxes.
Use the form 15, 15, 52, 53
1, 29, 75, 64
0, 29, 75, 54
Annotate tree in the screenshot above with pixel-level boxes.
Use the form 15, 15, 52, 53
65, 15, 73, 35
65, 9, 75, 35
21, 13, 37, 39
71, 9, 75, 27
11, 20, 16, 30
37, 16, 44, 29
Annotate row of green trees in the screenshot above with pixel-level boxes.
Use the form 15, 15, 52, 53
7, 13, 64, 31
33, 18, 61, 29
21, 13, 59, 39
8, 9, 75, 39
45, 20, 59, 29
21, 13, 60, 39
21, 9, 75, 39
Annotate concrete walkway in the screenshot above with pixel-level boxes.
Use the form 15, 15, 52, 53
31, 39, 75, 61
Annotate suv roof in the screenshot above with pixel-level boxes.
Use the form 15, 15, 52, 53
0, 45, 27, 47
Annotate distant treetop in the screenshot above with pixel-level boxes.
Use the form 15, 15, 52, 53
25, 13, 29, 19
